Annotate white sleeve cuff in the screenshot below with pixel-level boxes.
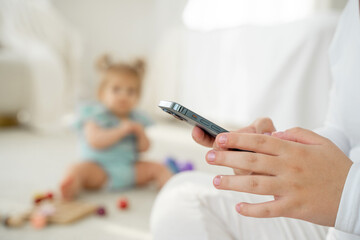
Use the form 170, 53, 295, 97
315, 125, 351, 156
335, 162, 360, 235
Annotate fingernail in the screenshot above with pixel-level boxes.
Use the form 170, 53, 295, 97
236, 203, 242, 212
264, 132, 271, 136
218, 134, 227, 144
207, 151, 216, 162
272, 131, 284, 137
213, 176, 221, 186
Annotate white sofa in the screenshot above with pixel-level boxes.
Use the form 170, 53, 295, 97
0, 0, 81, 132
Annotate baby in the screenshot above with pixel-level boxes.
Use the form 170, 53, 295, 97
60, 55, 173, 200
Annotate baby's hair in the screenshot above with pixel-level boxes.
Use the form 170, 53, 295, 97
96, 54, 146, 99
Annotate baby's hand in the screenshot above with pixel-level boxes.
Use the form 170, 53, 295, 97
120, 120, 136, 134
131, 122, 145, 136
120, 120, 144, 136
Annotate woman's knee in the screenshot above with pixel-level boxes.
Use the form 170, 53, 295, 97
150, 172, 214, 239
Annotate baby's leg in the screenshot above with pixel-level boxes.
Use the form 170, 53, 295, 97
60, 161, 107, 200
135, 161, 173, 189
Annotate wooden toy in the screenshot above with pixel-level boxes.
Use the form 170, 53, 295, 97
2, 211, 31, 228
117, 197, 128, 210
41, 201, 97, 224
6, 215, 26, 228
4, 192, 98, 229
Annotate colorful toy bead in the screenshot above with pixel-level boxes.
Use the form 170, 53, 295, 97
46, 192, 54, 199
117, 198, 129, 210
164, 157, 180, 173
179, 162, 194, 171
96, 206, 106, 216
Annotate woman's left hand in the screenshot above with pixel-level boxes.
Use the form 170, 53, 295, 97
206, 127, 353, 226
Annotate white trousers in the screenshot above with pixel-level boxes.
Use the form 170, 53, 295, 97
150, 172, 358, 240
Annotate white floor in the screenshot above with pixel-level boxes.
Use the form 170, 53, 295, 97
0, 124, 231, 239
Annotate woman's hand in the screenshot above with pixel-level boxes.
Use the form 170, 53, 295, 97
192, 117, 276, 175
206, 127, 352, 226
192, 117, 276, 148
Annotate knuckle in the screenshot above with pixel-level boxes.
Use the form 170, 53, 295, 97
289, 180, 303, 191
260, 117, 273, 125
290, 165, 303, 174
260, 207, 272, 217
289, 127, 303, 134
248, 125, 257, 133
245, 154, 258, 169
248, 177, 259, 190
247, 154, 258, 164
254, 135, 267, 146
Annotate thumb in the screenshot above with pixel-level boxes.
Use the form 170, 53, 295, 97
272, 127, 325, 145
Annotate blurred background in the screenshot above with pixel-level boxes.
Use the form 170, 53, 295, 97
0, 0, 347, 239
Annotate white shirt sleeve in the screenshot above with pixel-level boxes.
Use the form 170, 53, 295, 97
315, 125, 351, 156
334, 162, 360, 235
315, 125, 360, 236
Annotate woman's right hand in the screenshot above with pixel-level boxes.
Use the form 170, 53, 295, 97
192, 117, 276, 175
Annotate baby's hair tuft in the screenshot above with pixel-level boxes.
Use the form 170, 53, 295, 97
96, 54, 112, 72
133, 58, 146, 80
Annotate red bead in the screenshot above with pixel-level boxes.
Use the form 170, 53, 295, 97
34, 198, 42, 205
117, 198, 128, 210
46, 192, 53, 199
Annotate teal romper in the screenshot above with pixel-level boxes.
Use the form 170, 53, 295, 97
75, 103, 153, 190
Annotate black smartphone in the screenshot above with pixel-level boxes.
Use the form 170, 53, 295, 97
158, 100, 228, 138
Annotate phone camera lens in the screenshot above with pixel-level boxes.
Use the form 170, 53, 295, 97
172, 113, 184, 121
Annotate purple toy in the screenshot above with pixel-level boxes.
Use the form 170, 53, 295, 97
96, 206, 106, 216
164, 157, 194, 173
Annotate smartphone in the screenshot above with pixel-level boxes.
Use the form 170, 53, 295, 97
158, 100, 228, 138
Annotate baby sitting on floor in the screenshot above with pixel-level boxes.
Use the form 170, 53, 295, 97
60, 55, 173, 200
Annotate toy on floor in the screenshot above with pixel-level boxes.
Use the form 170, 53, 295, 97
2, 211, 30, 228
33, 191, 53, 205
31, 213, 47, 229
117, 197, 129, 210
96, 206, 106, 216
3, 191, 100, 229
164, 157, 195, 174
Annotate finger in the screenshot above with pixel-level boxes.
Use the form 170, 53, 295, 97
216, 132, 286, 155
272, 127, 326, 145
206, 151, 281, 175
235, 125, 257, 133
252, 117, 276, 134
213, 175, 283, 195
192, 126, 215, 148
236, 199, 285, 218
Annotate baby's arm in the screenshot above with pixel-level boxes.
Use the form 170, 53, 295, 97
84, 121, 133, 150
133, 123, 150, 152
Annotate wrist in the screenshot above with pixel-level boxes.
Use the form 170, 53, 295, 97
119, 124, 132, 136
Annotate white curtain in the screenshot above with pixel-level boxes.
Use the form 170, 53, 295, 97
143, 13, 339, 130
182, 0, 315, 31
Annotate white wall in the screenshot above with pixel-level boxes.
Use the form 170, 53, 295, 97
52, 0, 187, 100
